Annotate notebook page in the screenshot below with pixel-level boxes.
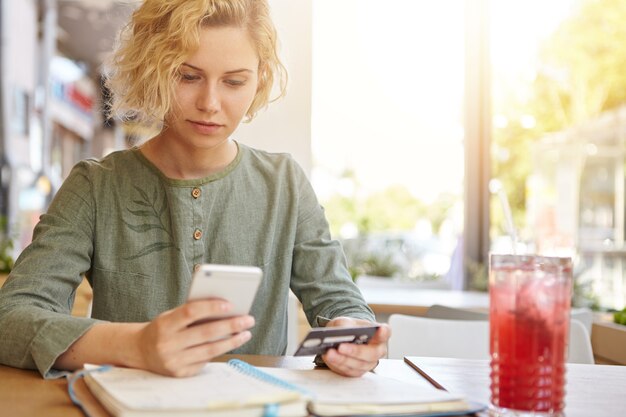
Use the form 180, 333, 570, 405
256, 367, 463, 405
85, 363, 301, 410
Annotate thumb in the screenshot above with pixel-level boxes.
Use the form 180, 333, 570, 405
370, 323, 391, 344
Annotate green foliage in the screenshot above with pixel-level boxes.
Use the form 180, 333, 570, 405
540, 0, 626, 120
0, 216, 14, 273
614, 308, 626, 326
324, 185, 423, 236
323, 170, 460, 282
572, 273, 601, 311
360, 186, 424, 232
324, 183, 456, 238
466, 258, 488, 292
492, 0, 626, 233
341, 238, 402, 281
351, 254, 400, 280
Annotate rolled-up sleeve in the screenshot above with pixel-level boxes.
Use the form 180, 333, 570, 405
0, 162, 103, 378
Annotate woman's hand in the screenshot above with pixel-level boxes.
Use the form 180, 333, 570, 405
134, 300, 255, 377
54, 299, 254, 377
321, 317, 391, 377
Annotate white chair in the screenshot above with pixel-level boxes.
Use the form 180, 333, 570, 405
428, 304, 593, 337
568, 319, 594, 364
388, 313, 595, 364
286, 291, 300, 355
388, 314, 490, 360
570, 307, 593, 337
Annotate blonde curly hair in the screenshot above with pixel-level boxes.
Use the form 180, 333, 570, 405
105, 0, 287, 127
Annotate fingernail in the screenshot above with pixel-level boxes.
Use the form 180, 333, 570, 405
241, 331, 252, 341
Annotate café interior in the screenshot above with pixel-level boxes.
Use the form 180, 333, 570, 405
1, 1, 625, 416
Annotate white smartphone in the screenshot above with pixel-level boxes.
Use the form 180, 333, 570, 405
187, 264, 263, 319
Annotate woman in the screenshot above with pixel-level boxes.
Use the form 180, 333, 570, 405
0, 0, 389, 379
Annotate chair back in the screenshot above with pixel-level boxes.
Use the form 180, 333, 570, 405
388, 313, 595, 364
427, 304, 593, 335
387, 314, 489, 360
568, 319, 594, 364
570, 307, 593, 337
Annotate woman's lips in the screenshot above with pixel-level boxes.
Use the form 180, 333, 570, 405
188, 120, 223, 134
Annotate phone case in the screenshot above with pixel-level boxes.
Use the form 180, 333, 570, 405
187, 264, 262, 319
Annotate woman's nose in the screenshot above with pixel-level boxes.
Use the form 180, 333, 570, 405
196, 85, 221, 113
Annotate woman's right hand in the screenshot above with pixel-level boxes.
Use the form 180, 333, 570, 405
134, 299, 255, 377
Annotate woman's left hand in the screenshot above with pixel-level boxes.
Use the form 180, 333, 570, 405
321, 317, 391, 377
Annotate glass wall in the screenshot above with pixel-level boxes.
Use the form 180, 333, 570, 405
490, 0, 626, 309
312, 0, 465, 287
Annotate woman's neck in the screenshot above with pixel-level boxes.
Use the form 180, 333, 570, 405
139, 135, 238, 180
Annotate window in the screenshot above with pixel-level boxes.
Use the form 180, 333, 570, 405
312, 0, 465, 287
490, 0, 626, 309
314, 0, 626, 310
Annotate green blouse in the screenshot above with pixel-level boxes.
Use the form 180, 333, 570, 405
0, 143, 374, 378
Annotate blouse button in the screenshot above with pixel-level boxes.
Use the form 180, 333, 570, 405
192, 188, 201, 199
193, 264, 201, 273
193, 229, 203, 240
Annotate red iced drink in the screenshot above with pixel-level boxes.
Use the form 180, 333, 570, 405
489, 255, 572, 416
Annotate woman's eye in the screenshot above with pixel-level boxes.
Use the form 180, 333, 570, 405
225, 79, 246, 87
180, 73, 200, 82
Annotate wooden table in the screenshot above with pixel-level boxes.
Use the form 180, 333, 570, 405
1, 354, 625, 417
0, 355, 437, 417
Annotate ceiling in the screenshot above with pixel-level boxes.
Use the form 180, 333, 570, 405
57, 0, 138, 74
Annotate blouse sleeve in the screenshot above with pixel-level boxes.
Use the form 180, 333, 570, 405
288, 165, 375, 327
0, 161, 103, 378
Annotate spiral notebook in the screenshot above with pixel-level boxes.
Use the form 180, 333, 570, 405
77, 359, 481, 417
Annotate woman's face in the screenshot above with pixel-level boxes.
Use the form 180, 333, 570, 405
164, 25, 259, 150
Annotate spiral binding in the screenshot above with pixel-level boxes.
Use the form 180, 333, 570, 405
227, 359, 311, 396
227, 359, 312, 417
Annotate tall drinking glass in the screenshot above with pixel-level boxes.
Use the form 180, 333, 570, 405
489, 254, 572, 417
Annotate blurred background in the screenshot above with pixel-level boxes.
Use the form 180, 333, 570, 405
1, 0, 626, 312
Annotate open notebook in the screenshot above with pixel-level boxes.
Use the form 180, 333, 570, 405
76, 359, 482, 417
